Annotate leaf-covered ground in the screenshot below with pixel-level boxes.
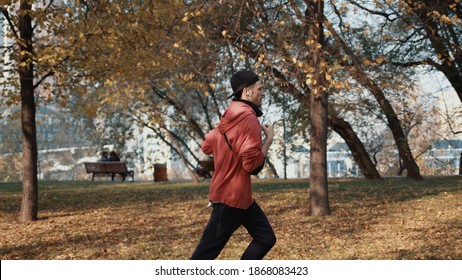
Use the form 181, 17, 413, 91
1, 177, 461, 260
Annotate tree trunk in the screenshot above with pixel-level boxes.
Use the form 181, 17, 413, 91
310, 92, 330, 216
282, 93, 288, 179
459, 152, 462, 175
413, 3, 462, 103
397, 157, 405, 176
19, 0, 38, 222
444, 71, 462, 103
308, 0, 330, 216
364, 79, 423, 180
165, 129, 200, 183
265, 157, 279, 179
329, 116, 382, 179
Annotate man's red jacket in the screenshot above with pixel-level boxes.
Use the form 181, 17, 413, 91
202, 101, 265, 209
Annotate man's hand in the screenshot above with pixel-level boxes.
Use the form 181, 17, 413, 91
261, 124, 274, 156
261, 123, 274, 142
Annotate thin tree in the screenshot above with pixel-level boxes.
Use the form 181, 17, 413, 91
17, 1, 38, 221
2, 1, 75, 221
306, 0, 331, 216
1, 1, 39, 222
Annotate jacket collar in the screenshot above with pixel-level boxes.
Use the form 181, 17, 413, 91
235, 99, 263, 117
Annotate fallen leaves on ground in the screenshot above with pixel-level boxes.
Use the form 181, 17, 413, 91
0, 177, 461, 260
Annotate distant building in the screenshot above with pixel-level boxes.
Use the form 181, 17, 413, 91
269, 141, 361, 179
424, 140, 462, 175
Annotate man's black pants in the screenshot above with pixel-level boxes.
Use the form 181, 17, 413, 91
191, 200, 276, 260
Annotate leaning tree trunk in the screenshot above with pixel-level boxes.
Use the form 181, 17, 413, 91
165, 129, 200, 183
329, 116, 382, 179
363, 79, 423, 180
265, 157, 280, 179
397, 157, 405, 176
19, 0, 38, 222
308, 0, 330, 216
415, 6, 462, 103
325, 20, 423, 180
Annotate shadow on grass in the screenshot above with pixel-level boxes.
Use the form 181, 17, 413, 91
326, 176, 462, 205
0, 180, 210, 214
1, 177, 461, 214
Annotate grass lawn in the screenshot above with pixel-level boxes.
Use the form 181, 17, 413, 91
1, 176, 461, 260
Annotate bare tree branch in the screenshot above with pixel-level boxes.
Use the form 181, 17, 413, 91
391, 58, 444, 71
33, 70, 54, 90
1, 9, 19, 39
346, 0, 397, 21
441, 96, 462, 135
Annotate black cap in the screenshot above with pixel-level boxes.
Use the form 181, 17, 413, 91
228, 70, 260, 99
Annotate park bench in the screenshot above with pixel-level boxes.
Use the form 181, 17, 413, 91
195, 160, 214, 178
84, 162, 134, 182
